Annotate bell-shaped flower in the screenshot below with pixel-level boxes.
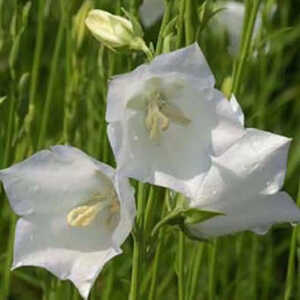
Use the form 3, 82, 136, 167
139, 0, 165, 27
0, 146, 135, 299
85, 9, 148, 53
211, 1, 262, 56
106, 43, 245, 197
187, 129, 300, 238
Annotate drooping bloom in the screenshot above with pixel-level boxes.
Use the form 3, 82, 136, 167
0, 146, 135, 299
106, 43, 245, 197
211, 1, 262, 55
187, 129, 300, 237
139, 0, 165, 27
85, 9, 147, 52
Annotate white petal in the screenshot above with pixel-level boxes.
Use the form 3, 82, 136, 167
212, 1, 261, 56
211, 92, 245, 155
112, 174, 136, 246
189, 192, 300, 238
0, 146, 136, 298
106, 44, 215, 123
13, 218, 120, 299
0, 146, 115, 215
109, 87, 226, 196
148, 43, 215, 87
139, 0, 165, 27
192, 129, 291, 204
230, 94, 244, 126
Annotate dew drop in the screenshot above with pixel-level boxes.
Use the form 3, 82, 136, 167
252, 226, 269, 235
133, 135, 138, 141
291, 222, 299, 227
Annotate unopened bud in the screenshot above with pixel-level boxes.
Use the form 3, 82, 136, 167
85, 9, 148, 53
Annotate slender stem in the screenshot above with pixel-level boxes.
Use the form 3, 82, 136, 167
208, 239, 218, 300
155, 0, 172, 55
231, 0, 261, 96
129, 182, 145, 300
184, 0, 194, 45
250, 235, 258, 298
148, 193, 167, 300
176, 0, 185, 49
189, 243, 205, 300
177, 231, 185, 300
284, 181, 300, 300
27, 0, 45, 135
234, 234, 244, 300
37, 0, 65, 149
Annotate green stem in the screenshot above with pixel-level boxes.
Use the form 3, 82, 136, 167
129, 182, 145, 300
177, 231, 185, 300
231, 0, 261, 96
234, 234, 244, 300
184, 0, 194, 45
37, 0, 65, 149
284, 181, 300, 300
176, 0, 185, 49
155, 0, 172, 55
189, 243, 205, 300
27, 0, 45, 135
208, 239, 217, 300
148, 193, 167, 300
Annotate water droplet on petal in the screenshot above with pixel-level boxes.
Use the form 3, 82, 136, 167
291, 222, 299, 227
252, 225, 270, 235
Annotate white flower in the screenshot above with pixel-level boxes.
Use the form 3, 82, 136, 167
139, 0, 164, 27
211, 1, 262, 56
0, 146, 135, 299
106, 43, 245, 197
187, 129, 300, 237
85, 9, 147, 52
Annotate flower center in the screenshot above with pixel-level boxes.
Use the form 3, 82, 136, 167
67, 190, 120, 227
145, 92, 191, 140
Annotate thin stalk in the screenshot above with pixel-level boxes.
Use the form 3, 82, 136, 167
28, 0, 45, 133
284, 181, 300, 300
1, 213, 16, 300
129, 182, 145, 300
155, 0, 172, 55
189, 243, 205, 300
231, 0, 261, 95
250, 235, 258, 299
37, 0, 65, 149
208, 239, 218, 300
176, 0, 185, 49
177, 231, 185, 300
234, 234, 244, 300
148, 194, 167, 300
102, 262, 115, 300
184, 0, 194, 45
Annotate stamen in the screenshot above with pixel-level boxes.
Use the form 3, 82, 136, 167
67, 191, 120, 227
145, 92, 191, 140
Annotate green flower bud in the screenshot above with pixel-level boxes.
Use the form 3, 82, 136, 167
85, 9, 147, 52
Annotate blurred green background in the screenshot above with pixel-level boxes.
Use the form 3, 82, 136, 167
0, 0, 299, 299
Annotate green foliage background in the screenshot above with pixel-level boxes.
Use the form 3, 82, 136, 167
0, 0, 299, 299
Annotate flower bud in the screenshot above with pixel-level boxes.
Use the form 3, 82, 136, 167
85, 9, 147, 52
